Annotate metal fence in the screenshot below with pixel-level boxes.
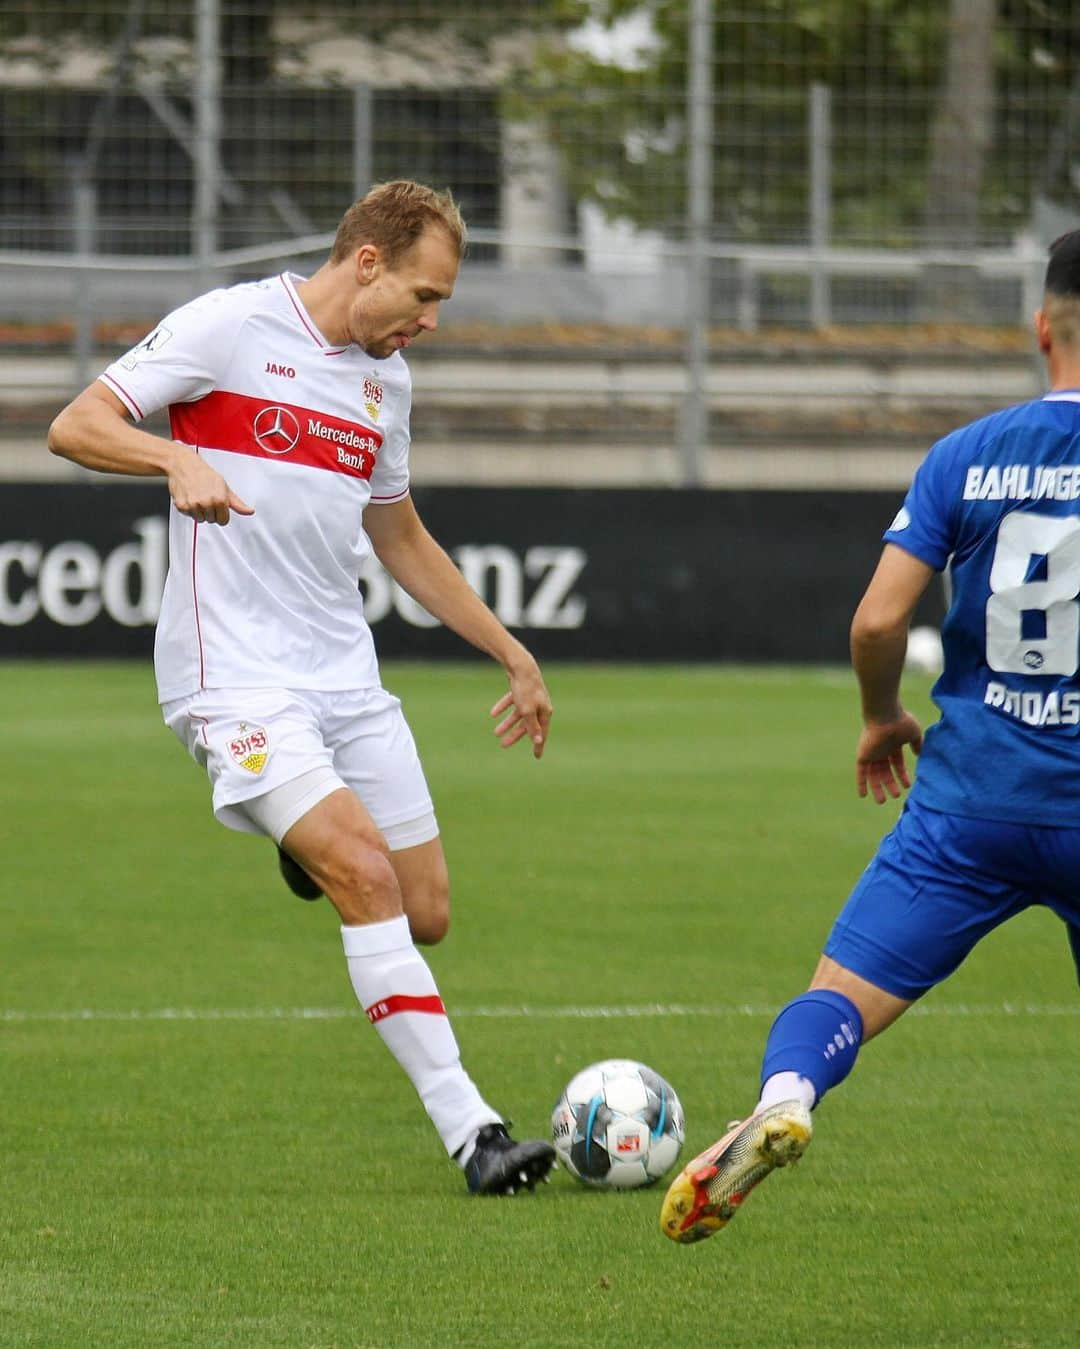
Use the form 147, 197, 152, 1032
2, 0, 1080, 335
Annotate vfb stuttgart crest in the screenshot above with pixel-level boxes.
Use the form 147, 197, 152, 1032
363, 377, 384, 422
228, 722, 269, 774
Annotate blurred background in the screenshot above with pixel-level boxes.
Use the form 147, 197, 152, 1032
2, 0, 1078, 659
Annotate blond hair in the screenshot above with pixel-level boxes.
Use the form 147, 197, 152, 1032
330, 180, 466, 266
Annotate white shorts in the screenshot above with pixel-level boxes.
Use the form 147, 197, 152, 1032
162, 685, 438, 850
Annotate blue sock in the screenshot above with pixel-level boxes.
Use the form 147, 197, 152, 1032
760, 990, 863, 1108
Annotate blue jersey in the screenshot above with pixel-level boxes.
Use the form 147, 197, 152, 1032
884, 390, 1080, 826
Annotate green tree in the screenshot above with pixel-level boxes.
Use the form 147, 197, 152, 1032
519, 0, 1080, 247
6, 1, 1080, 249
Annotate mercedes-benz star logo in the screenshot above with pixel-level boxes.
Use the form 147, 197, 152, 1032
253, 405, 301, 454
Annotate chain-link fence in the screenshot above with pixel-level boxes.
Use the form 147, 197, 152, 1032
2, 0, 1080, 336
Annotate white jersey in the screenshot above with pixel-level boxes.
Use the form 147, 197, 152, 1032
100, 273, 412, 702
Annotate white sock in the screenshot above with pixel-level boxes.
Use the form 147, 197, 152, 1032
341, 917, 501, 1158
756, 1070, 817, 1113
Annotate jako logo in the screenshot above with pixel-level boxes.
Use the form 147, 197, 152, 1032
265, 362, 296, 378
0, 517, 167, 628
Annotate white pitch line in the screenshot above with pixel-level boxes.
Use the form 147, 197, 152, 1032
0, 1002, 1076, 1024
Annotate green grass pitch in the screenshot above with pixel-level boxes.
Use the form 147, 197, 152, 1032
1, 661, 1076, 1348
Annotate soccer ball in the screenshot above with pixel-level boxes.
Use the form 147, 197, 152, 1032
551, 1058, 685, 1189
905, 625, 944, 675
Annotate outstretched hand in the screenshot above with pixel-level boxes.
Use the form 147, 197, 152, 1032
490, 659, 553, 759
855, 711, 924, 804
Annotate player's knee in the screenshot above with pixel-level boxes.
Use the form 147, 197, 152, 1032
324, 841, 401, 925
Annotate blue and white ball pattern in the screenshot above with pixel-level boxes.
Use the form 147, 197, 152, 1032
551, 1059, 685, 1189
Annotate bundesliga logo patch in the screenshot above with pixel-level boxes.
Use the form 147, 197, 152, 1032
615, 1132, 642, 1155
228, 722, 269, 774
119, 324, 174, 371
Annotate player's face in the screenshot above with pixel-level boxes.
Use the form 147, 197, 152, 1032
350, 227, 459, 359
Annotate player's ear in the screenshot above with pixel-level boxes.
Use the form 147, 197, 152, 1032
1034, 307, 1052, 353
354, 244, 380, 285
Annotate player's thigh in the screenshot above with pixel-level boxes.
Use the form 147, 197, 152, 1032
1016, 824, 1080, 983
823, 800, 1029, 1003
323, 686, 445, 938
932, 817, 1080, 987
389, 837, 451, 946
324, 687, 439, 849
162, 687, 335, 833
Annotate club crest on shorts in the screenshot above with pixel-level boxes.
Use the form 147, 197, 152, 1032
227, 722, 269, 774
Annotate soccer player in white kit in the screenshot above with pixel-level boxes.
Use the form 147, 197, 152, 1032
47, 180, 557, 1195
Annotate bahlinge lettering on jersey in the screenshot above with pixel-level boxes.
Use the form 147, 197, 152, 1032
170, 389, 383, 479
963, 463, 1080, 502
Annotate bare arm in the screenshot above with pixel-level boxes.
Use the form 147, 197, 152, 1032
364, 496, 552, 758
48, 382, 253, 525
850, 543, 936, 803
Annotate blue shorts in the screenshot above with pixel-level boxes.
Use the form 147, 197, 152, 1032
824, 798, 1080, 1000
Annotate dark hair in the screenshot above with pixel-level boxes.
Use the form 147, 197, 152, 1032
330, 180, 466, 266
1044, 229, 1080, 297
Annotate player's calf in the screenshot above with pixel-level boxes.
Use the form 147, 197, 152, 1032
277, 844, 323, 901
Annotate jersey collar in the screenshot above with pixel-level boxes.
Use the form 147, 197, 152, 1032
279, 273, 349, 355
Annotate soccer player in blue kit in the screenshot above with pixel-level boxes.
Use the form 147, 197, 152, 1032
661, 230, 1080, 1245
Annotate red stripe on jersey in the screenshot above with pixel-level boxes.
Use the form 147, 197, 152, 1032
281, 276, 328, 346
169, 389, 383, 480
100, 372, 145, 421
191, 518, 205, 689
364, 994, 447, 1025
279, 274, 348, 353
